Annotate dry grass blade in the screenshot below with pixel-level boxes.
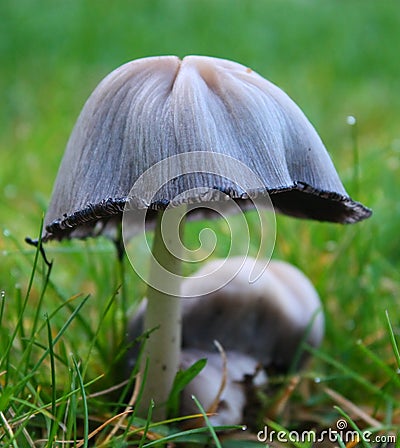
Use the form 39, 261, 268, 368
323, 387, 381, 428
75, 410, 134, 448
0, 411, 16, 444
86, 379, 130, 399
100, 372, 142, 443
266, 375, 301, 420
6, 406, 36, 448
207, 340, 228, 416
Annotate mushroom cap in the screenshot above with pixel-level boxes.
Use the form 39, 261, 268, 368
127, 256, 324, 371
41, 55, 371, 242
181, 257, 324, 370
180, 348, 267, 425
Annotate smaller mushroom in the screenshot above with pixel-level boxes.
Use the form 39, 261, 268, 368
180, 348, 267, 426
181, 256, 324, 371
128, 256, 324, 424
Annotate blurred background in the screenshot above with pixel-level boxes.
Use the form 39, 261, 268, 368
1, 0, 399, 413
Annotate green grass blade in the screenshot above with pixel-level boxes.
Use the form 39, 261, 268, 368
21, 254, 53, 378
32, 295, 90, 372
356, 340, 400, 387
167, 358, 207, 418
266, 419, 313, 448
26, 251, 53, 362
138, 399, 154, 448
307, 345, 397, 405
336, 434, 346, 448
45, 314, 57, 447
0, 290, 5, 326
141, 426, 236, 447
82, 287, 120, 377
334, 406, 372, 448
24, 218, 44, 305
191, 394, 222, 448
385, 310, 400, 370
0, 222, 44, 369
72, 355, 89, 448
65, 366, 78, 444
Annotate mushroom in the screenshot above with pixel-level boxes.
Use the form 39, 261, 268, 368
129, 256, 324, 425
180, 348, 268, 426
181, 256, 324, 371
28, 56, 371, 418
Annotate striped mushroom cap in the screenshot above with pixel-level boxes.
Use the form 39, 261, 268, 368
40, 55, 370, 242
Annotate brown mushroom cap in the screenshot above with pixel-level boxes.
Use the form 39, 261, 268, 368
38, 55, 370, 242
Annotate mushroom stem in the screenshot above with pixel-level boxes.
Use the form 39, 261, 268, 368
139, 207, 185, 419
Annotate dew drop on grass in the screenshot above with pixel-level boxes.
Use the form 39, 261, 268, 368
346, 115, 357, 126
3, 229, 10, 237
1, 290, 5, 299
314, 377, 321, 383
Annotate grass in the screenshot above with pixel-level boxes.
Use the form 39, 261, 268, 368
1, 0, 399, 445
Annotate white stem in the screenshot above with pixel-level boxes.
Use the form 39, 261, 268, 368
139, 207, 185, 420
